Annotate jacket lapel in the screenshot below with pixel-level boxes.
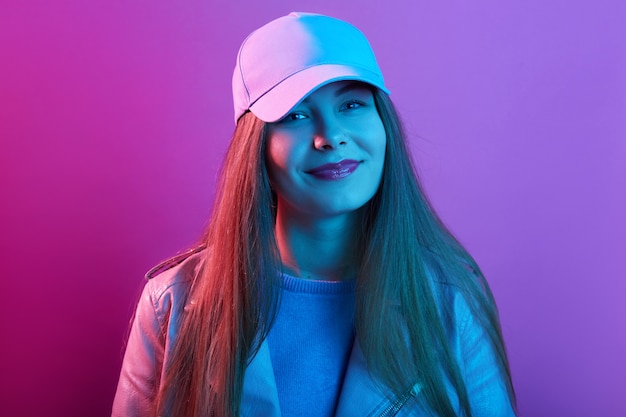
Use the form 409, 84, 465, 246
335, 341, 397, 417
241, 341, 281, 417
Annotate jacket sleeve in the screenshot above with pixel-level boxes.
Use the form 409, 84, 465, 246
112, 282, 166, 417
456, 296, 516, 417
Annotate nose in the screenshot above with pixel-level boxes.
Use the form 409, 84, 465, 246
313, 115, 347, 151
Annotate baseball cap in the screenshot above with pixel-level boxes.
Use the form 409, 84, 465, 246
232, 12, 389, 123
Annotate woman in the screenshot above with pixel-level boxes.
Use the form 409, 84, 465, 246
113, 12, 517, 417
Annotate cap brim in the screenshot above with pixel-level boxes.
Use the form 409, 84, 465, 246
248, 64, 389, 123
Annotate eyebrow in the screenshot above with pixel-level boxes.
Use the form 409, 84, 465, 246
302, 81, 370, 103
334, 81, 370, 97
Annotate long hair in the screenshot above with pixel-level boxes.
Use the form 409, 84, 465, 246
357, 91, 516, 415
154, 112, 281, 416
155, 89, 516, 416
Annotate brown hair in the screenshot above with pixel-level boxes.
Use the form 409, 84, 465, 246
155, 90, 516, 416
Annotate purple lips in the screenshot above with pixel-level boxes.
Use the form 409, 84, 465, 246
306, 160, 360, 180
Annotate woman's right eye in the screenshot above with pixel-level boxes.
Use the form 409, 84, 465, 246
280, 112, 307, 123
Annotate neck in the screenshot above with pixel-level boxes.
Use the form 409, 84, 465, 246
274, 204, 362, 281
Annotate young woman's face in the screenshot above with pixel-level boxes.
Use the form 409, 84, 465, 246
265, 81, 386, 220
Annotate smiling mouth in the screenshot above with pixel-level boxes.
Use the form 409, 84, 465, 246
306, 160, 360, 180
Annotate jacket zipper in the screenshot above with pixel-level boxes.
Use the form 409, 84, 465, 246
376, 386, 417, 417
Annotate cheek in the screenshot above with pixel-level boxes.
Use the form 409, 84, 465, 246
375, 131, 387, 154
265, 134, 305, 190
369, 123, 387, 162
266, 136, 289, 176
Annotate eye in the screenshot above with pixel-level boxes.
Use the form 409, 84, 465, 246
278, 111, 308, 124
342, 100, 365, 111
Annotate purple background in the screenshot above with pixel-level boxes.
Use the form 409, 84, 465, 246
1, 1, 624, 416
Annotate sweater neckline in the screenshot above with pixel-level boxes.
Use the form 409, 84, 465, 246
278, 272, 357, 294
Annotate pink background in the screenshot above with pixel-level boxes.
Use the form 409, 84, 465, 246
1, 1, 624, 416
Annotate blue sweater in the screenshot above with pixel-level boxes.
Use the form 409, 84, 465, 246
267, 273, 356, 417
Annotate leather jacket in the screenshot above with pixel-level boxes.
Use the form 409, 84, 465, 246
112, 249, 515, 416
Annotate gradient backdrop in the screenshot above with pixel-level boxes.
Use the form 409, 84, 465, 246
1, 1, 624, 416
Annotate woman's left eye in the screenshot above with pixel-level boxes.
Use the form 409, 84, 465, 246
342, 100, 365, 111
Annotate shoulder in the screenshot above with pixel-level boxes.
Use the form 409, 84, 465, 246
433, 280, 473, 336
423, 254, 516, 415
421, 251, 471, 314
422, 251, 486, 342
112, 247, 206, 416
140, 246, 206, 317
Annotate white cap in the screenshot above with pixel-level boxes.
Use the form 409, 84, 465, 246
232, 12, 389, 123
